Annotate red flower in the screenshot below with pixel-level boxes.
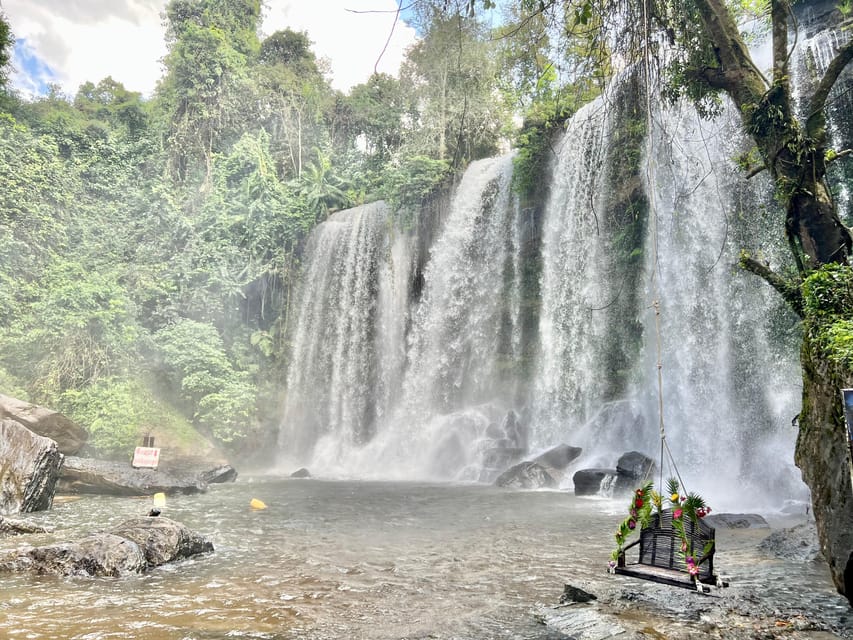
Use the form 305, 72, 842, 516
635, 499, 644, 508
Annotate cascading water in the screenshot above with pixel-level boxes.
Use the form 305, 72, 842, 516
280, 157, 525, 479
636, 96, 803, 504
279, 72, 810, 507
278, 201, 414, 468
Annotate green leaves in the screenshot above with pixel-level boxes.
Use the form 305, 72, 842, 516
154, 319, 255, 444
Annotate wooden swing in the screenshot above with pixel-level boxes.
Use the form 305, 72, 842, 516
614, 507, 722, 591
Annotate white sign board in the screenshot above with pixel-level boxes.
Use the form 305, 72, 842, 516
132, 446, 161, 469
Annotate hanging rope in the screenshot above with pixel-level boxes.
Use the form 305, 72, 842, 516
640, 0, 688, 496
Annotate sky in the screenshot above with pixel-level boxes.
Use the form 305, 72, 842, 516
1, 0, 419, 98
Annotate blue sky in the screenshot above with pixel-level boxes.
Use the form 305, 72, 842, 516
12, 38, 57, 97
3, 0, 420, 98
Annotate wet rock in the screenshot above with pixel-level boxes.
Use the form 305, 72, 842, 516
533, 444, 583, 477
291, 467, 311, 478
0, 516, 213, 577
58, 456, 207, 496
0, 533, 147, 576
0, 419, 64, 514
0, 394, 87, 455
495, 461, 557, 489
615, 451, 655, 483
759, 522, 822, 562
560, 583, 598, 604
573, 468, 617, 496
198, 464, 238, 484
705, 513, 769, 529
110, 516, 214, 567
0, 516, 50, 536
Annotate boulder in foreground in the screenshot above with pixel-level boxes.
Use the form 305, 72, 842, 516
0, 419, 64, 515
0, 516, 213, 577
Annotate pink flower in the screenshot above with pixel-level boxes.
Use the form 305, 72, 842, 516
673, 508, 683, 519
680, 540, 688, 552
628, 519, 637, 530
686, 556, 694, 565
688, 564, 699, 576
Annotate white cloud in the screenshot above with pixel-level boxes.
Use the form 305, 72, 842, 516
2, 0, 417, 97
264, 1, 418, 91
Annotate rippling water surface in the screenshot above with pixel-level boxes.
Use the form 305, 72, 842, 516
0, 478, 850, 639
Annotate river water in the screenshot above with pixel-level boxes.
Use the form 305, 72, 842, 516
0, 478, 850, 639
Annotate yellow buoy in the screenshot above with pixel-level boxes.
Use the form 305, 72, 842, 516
250, 498, 267, 510
152, 492, 167, 508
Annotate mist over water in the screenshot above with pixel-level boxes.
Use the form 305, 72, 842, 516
278, 75, 808, 509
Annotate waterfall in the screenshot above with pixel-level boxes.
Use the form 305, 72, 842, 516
278, 202, 413, 469
638, 98, 803, 502
280, 157, 524, 479
278, 76, 808, 506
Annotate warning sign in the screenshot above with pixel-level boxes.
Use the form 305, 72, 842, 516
132, 446, 161, 469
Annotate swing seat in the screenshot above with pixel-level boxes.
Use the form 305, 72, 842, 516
614, 509, 723, 590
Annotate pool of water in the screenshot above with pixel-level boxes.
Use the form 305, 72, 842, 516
0, 478, 850, 639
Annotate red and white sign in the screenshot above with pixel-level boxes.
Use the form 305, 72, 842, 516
132, 447, 161, 469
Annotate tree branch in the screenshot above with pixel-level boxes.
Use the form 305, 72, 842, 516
806, 38, 853, 139
739, 252, 803, 316
692, 0, 769, 107
770, 0, 792, 117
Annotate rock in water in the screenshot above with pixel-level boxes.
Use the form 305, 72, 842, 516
572, 468, 618, 496
0, 516, 213, 577
111, 517, 214, 567
0, 394, 87, 454
495, 461, 557, 489
615, 451, 655, 483
0, 419, 64, 514
0, 516, 50, 536
705, 513, 769, 529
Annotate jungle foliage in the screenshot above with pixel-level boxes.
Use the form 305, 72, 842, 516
0, 2, 521, 457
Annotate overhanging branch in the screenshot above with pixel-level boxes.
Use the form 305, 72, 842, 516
807, 38, 853, 137
739, 252, 803, 316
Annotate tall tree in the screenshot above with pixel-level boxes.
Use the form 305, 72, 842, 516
158, 0, 261, 184
399, 7, 510, 166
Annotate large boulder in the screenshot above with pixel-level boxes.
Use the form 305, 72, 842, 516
495, 461, 557, 489
58, 456, 208, 496
0, 394, 87, 455
0, 516, 213, 577
111, 517, 215, 567
615, 450, 656, 482
0, 419, 64, 514
532, 444, 582, 478
572, 468, 617, 496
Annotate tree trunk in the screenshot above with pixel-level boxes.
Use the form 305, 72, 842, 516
796, 335, 853, 599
